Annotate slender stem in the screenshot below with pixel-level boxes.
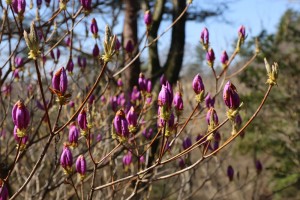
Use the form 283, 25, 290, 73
4, 139, 22, 181
70, 177, 80, 200
226, 53, 257, 79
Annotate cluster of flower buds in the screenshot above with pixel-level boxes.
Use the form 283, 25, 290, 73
12, 0, 26, 22
80, 0, 92, 14
113, 109, 130, 141
90, 18, 98, 38
76, 155, 87, 180
12, 100, 30, 138
192, 74, 205, 103
264, 58, 279, 86
50, 67, 70, 105
24, 22, 40, 60
50, 48, 60, 63
60, 145, 73, 174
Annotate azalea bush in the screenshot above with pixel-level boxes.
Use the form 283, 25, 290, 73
0, 0, 278, 199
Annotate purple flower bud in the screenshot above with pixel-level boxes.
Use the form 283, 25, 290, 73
37, 0, 42, 8
101, 96, 107, 104
206, 108, 219, 125
12, 100, 30, 131
144, 10, 152, 26
142, 128, 153, 140
165, 81, 173, 103
13, 126, 28, 145
45, 0, 51, 7
66, 58, 74, 73
139, 155, 145, 163
227, 165, 234, 181
223, 81, 240, 109
52, 67, 68, 95
255, 160, 263, 175
76, 155, 87, 179
110, 96, 118, 112
114, 110, 130, 138
146, 79, 152, 93
12, 0, 26, 15
50, 50, 55, 60
122, 151, 132, 166
0, 183, 9, 200
88, 94, 95, 105
213, 141, 219, 150
126, 106, 138, 127
182, 137, 192, 150
115, 37, 121, 51
60, 145, 73, 173
206, 48, 215, 66
178, 158, 185, 169
158, 85, 171, 108
125, 40, 134, 53
2, 84, 12, 97
117, 78, 123, 87
173, 92, 183, 111
160, 74, 167, 85
196, 134, 203, 142
93, 44, 100, 58
96, 133, 102, 142
200, 27, 209, 47
69, 100, 75, 108
168, 112, 175, 128
214, 131, 221, 142
13, 69, 20, 80
66, 37, 71, 47
68, 124, 79, 147
205, 93, 215, 108
90, 18, 98, 38
78, 109, 88, 131
235, 114, 242, 127
221, 50, 229, 65
56, 48, 61, 61
238, 25, 246, 39
131, 86, 141, 103
138, 73, 147, 91
80, 0, 92, 11
15, 56, 23, 68
117, 92, 126, 108
192, 74, 205, 94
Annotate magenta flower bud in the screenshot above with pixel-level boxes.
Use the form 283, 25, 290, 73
69, 124, 79, 147
255, 160, 263, 175
131, 86, 141, 103
88, 94, 95, 105
114, 110, 130, 138
144, 10, 152, 26
76, 155, 87, 179
125, 40, 134, 53
146, 79, 152, 93
160, 74, 167, 85
90, 18, 98, 38
52, 67, 68, 95
12, 0, 26, 15
37, 0, 42, 8
139, 155, 145, 163
173, 92, 183, 111
126, 106, 138, 127
168, 112, 175, 128
206, 48, 215, 66
115, 37, 121, 51
13, 69, 20, 80
206, 107, 219, 125
66, 58, 74, 73
192, 74, 205, 94
15, 56, 23, 68
227, 165, 234, 181
235, 114, 242, 126
68, 101, 75, 108
138, 73, 147, 91
221, 50, 229, 66
12, 100, 30, 132
122, 151, 132, 166
117, 92, 126, 107
101, 96, 106, 104
93, 44, 100, 58
205, 93, 215, 108
78, 109, 88, 131
56, 48, 61, 61
110, 96, 118, 112
223, 81, 240, 109
142, 128, 153, 140
50, 50, 55, 60
0, 183, 9, 200
158, 85, 171, 108
13, 126, 28, 145
214, 131, 221, 142
238, 25, 246, 39
165, 81, 173, 103
182, 137, 192, 150
178, 158, 185, 169
45, 0, 51, 6
80, 0, 92, 12
117, 78, 123, 87
60, 145, 73, 174
66, 37, 71, 47
200, 27, 209, 48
